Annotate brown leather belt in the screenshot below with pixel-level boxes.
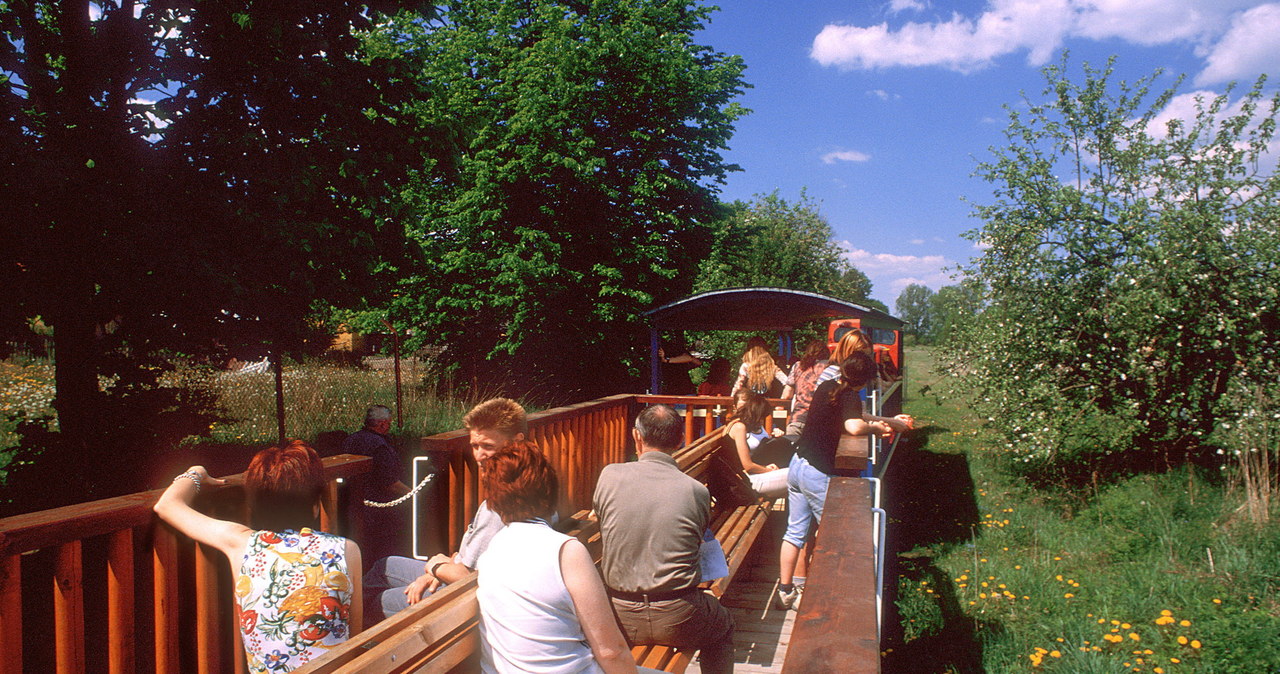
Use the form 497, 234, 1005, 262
606, 586, 698, 602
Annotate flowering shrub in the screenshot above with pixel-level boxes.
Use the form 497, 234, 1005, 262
944, 57, 1280, 484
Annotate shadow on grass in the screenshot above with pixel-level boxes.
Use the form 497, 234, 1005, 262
880, 426, 988, 673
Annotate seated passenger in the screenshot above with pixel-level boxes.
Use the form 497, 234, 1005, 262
154, 441, 361, 673
477, 443, 660, 674
725, 390, 789, 497
362, 397, 526, 625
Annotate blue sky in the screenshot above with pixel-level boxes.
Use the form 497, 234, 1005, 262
694, 0, 1280, 309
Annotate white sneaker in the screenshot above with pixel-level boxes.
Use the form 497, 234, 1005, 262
774, 585, 801, 610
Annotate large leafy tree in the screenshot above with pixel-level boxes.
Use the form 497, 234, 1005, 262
0, 0, 427, 492
946, 56, 1280, 481
374, 0, 748, 400
894, 283, 934, 340
696, 191, 884, 309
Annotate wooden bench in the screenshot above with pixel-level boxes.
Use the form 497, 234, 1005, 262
300, 425, 779, 673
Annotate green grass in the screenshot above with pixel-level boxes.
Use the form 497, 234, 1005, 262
889, 347, 1280, 673
177, 361, 491, 446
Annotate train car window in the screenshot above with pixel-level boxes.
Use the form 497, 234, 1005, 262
870, 328, 896, 346
832, 325, 859, 343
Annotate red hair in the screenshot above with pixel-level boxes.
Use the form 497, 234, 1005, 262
482, 441, 559, 525
245, 439, 326, 532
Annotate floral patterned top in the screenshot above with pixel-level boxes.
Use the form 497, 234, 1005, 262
236, 528, 354, 673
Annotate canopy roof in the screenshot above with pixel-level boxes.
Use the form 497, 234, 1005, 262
644, 287, 903, 332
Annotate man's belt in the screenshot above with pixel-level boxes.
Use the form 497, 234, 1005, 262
606, 586, 698, 602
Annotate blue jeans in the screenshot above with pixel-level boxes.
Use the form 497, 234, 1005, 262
363, 555, 430, 624
784, 455, 830, 549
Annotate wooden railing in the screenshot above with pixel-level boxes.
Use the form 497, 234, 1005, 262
0, 391, 805, 673
423, 394, 637, 552
0, 454, 374, 674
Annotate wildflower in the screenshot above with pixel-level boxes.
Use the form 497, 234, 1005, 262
1177, 636, 1188, 645
1190, 640, 1201, 649
1049, 650, 1061, 658
1178, 619, 1190, 627
1212, 598, 1222, 604
1129, 633, 1140, 641
1160, 609, 1173, 616
1064, 593, 1075, 598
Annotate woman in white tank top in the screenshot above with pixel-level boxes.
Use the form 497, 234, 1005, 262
475, 442, 661, 674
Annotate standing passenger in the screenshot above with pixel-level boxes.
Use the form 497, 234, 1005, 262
776, 352, 912, 609
593, 405, 736, 674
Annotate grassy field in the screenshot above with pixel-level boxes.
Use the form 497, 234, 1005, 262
886, 347, 1280, 673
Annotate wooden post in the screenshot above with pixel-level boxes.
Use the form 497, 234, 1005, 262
54, 541, 85, 674
195, 543, 223, 674
320, 478, 339, 533
153, 525, 180, 673
1, 554, 22, 673
107, 528, 135, 674
273, 352, 286, 445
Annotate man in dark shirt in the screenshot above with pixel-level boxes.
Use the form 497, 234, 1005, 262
593, 404, 735, 673
341, 405, 412, 569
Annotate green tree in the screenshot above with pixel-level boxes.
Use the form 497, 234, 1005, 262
946, 56, 1280, 481
0, 0, 427, 502
928, 282, 983, 345
696, 192, 882, 307
894, 283, 935, 341
373, 0, 748, 400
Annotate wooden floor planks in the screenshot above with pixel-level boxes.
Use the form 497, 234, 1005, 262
686, 516, 797, 674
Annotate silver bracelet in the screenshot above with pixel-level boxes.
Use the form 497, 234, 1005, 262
174, 470, 202, 493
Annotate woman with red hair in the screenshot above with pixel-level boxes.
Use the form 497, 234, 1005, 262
476, 442, 657, 673
154, 440, 362, 673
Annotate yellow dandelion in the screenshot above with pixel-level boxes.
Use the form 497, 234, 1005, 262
1179, 619, 1191, 627
1190, 640, 1201, 649
1160, 609, 1173, 616
1212, 598, 1222, 604
1065, 593, 1075, 598
1177, 636, 1188, 645
1129, 633, 1140, 641
1049, 650, 1061, 658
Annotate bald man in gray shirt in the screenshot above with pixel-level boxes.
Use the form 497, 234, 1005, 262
592, 404, 735, 674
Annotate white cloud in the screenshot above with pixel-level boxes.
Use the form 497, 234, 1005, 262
811, 0, 1273, 75
822, 149, 872, 164
867, 89, 902, 101
1196, 3, 1280, 85
840, 244, 957, 305
890, 0, 928, 14
910, 238, 925, 245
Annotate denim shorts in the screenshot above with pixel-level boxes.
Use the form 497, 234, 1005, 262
783, 454, 830, 548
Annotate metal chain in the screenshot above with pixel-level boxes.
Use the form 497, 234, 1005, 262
363, 472, 435, 508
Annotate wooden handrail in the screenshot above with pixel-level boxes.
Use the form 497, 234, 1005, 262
0, 453, 374, 673
783, 477, 881, 673
0, 453, 374, 557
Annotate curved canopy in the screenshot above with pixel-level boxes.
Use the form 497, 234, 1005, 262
644, 287, 903, 332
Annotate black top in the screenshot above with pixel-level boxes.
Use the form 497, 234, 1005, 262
796, 379, 865, 475
340, 428, 403, 499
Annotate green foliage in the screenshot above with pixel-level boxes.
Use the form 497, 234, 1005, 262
690, 191, 883, 363
946, 55, 1280, 477
0, 0, 427, 447
368, 0, 748, 400
895, 283, 935, 339
891, 347, 1280, 673
695, 191, 875, 303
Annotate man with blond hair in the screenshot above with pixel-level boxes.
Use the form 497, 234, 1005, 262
363, 397, 527, 624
